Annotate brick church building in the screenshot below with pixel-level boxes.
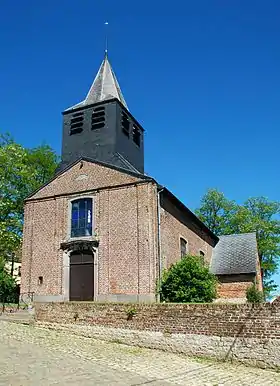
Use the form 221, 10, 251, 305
21, 52, 262, 303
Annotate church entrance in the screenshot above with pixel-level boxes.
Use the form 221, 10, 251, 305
69, 250, 94, 301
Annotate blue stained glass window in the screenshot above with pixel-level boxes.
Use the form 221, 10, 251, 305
71, 198, 92, 238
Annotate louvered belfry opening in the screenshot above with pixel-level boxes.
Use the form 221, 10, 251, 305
70, 111, 84, 135
91, 106, 106, 130
132, 124, 141, 147
121, 111, 130, 137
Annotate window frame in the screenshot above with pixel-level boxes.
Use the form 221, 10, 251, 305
199, 250, 205, 258
67, 195, 95, 240
179, 237, 188, 259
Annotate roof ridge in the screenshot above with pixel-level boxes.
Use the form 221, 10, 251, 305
219, 232, 256, 238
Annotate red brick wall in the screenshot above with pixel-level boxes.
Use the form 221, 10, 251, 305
97, 182, 158, 296
35, 302, 280, 369
35, 302, 280, 340
21, 197, 67, 295
217, 274, 255, 301
160, 203, 213, 269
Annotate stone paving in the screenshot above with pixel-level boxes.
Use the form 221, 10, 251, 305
0, 321, 279, 385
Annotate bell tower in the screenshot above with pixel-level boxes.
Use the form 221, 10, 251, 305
59, 52, 144, 173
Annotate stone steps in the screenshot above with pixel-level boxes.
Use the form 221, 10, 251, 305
0, 311, 34, 324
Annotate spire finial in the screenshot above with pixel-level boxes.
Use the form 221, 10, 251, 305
105, 22, 109, 56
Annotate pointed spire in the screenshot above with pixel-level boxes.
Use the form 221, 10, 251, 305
66, 54, 128, 111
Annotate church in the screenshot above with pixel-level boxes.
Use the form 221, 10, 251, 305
20, 51, 262, 303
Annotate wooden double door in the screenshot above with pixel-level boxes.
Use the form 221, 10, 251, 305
69, 250, 94, 301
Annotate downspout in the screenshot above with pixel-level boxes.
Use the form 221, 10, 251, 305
157, 188, 164, 302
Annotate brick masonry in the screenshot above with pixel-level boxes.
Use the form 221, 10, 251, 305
35, 302, 280, 370
160, 205, 213, 269
216, 274, 255, 302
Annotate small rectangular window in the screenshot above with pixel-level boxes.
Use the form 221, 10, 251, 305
122, 112, 130, 137
132, 125, 141, 147
38, 276, 43, 285
199, 250, 205, 258
180, 238, 188, 258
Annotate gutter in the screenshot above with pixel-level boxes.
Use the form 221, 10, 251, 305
157, 187, 164, 302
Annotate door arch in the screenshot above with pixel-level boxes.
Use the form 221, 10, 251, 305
69, 250, 94, 301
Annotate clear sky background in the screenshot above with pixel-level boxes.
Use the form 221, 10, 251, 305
0, 1, 279, 294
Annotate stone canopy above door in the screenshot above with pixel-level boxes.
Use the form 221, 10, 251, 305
60, 239, 99, 252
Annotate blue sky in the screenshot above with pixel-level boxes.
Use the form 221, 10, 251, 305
0, 1, 279, 293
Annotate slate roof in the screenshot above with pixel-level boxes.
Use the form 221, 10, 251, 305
210, 232, 258, 275
66, 53, 128, 111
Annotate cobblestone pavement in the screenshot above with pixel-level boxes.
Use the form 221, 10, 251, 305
0, 321, 279, 386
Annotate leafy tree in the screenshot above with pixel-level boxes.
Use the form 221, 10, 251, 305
194, 189, 238, 235
0, 258, 16, 302
159, 255, 217, 303
195, 189, 280, 297
0, 133, 59, 261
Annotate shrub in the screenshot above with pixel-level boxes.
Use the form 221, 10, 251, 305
0, 258, 16, 303
159, 255, 217, 303
246, 283, 264, 303
126, 306, 137, 320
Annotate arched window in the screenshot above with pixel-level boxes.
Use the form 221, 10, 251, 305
71, 198, 92, 238
180, 238, 188, 258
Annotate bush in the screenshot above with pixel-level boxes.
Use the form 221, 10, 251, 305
246, 283, 264, 303
0, 258, 17, 303
159, 255, 217, 303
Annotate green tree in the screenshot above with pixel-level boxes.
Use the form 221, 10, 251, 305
0, 133, 59, 261
0, 258, 16, 302
194, 189, 238, 235
159, 255, 217, 303
195, 189, 280, 297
